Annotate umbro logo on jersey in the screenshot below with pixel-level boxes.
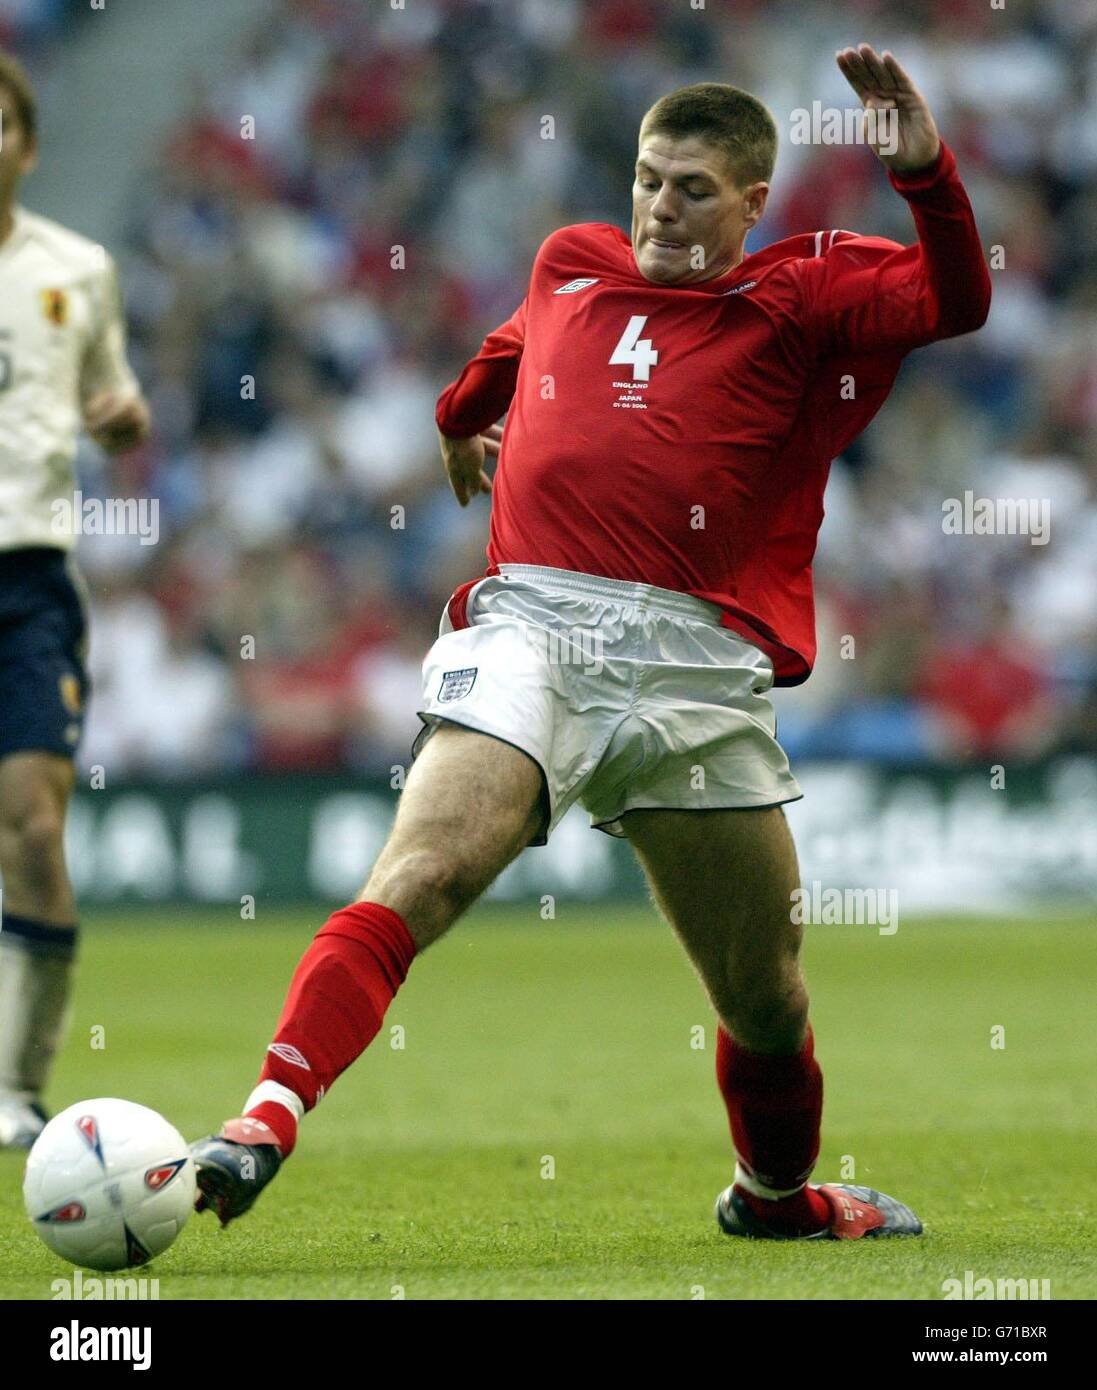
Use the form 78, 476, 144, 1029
723, 279, 758, 296
553, 278, 600, 295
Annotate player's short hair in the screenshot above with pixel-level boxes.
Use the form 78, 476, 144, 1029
0, 50, 37, 148
640, 82, 777, 187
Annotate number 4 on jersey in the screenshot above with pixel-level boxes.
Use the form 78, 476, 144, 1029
609, 315, 658, 382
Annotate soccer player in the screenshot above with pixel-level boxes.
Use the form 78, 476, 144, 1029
0, 52, 150, 1148
192, 46, 989, 1240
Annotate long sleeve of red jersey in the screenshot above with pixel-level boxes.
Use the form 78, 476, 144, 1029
435, 296, 527, 439
800, 140, 991, 356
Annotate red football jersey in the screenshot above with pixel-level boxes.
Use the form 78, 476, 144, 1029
436, 142, 990, 683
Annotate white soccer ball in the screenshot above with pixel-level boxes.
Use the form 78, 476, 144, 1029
23, 1098, 196, 1271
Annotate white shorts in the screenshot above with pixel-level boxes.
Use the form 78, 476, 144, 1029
413, 564, 802, 843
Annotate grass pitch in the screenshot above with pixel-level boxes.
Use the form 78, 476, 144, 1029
1, 905, 1093, 1300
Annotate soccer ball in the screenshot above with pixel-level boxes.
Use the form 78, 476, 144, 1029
23, 1098, 196, 1271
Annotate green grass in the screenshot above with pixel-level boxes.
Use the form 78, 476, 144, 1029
1, 906, 1094, 1299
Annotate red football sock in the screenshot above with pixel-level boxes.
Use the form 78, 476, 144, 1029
716, 1022, 830, 1235
246, 902, 417, 1155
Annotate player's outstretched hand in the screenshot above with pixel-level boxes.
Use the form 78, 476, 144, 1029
438, 425, 497, 506
85, 391, 151, 453
836, 45, 940, 173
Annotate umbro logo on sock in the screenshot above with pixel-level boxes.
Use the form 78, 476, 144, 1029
267, 1043, 311, 1070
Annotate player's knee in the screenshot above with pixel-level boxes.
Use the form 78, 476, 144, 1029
411, 847, 483, 910
365, 844, 486, 929
727, 1007, 809, 1056
2, 806, 68, 893
719, 974, 809, 1054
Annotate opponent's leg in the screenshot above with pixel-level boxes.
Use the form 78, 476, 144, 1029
0, 752, 78, 1149
191, 724, 545, 1223
625, 805, 920, 1239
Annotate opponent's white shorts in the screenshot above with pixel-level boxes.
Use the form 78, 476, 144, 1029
412, 564, 802, 843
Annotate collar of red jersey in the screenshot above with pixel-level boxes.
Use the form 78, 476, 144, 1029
625, 239, 759, 295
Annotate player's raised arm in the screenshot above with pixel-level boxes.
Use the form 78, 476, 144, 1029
835, 44, 939, 174
435, 295, 527, 506
801, 45, 991, 356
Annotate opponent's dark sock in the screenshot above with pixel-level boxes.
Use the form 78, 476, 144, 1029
243, 903, 417, 1157
716, 1022, 830, 1235
0, 914, 78, 1101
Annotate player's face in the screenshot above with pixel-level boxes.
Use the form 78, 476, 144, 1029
0, 85, 37, 203
632, 131, 766, 286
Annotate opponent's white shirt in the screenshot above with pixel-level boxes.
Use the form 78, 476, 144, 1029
0, 205, 140, 552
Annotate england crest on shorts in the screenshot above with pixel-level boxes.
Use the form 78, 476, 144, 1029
439, 667, 477, 702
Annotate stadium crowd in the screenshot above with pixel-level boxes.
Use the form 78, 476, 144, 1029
8, 0, 1097, 774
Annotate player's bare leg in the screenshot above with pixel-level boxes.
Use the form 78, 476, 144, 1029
625, 805, 808, 1051
191, 723, 545, 1223
625, 805, 922, 1239
358, 723, 545, 950
0, 752, 79, 1148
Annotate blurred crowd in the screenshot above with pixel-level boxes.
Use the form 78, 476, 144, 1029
9, 0, 1097, 774
0, 0, 78, 51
